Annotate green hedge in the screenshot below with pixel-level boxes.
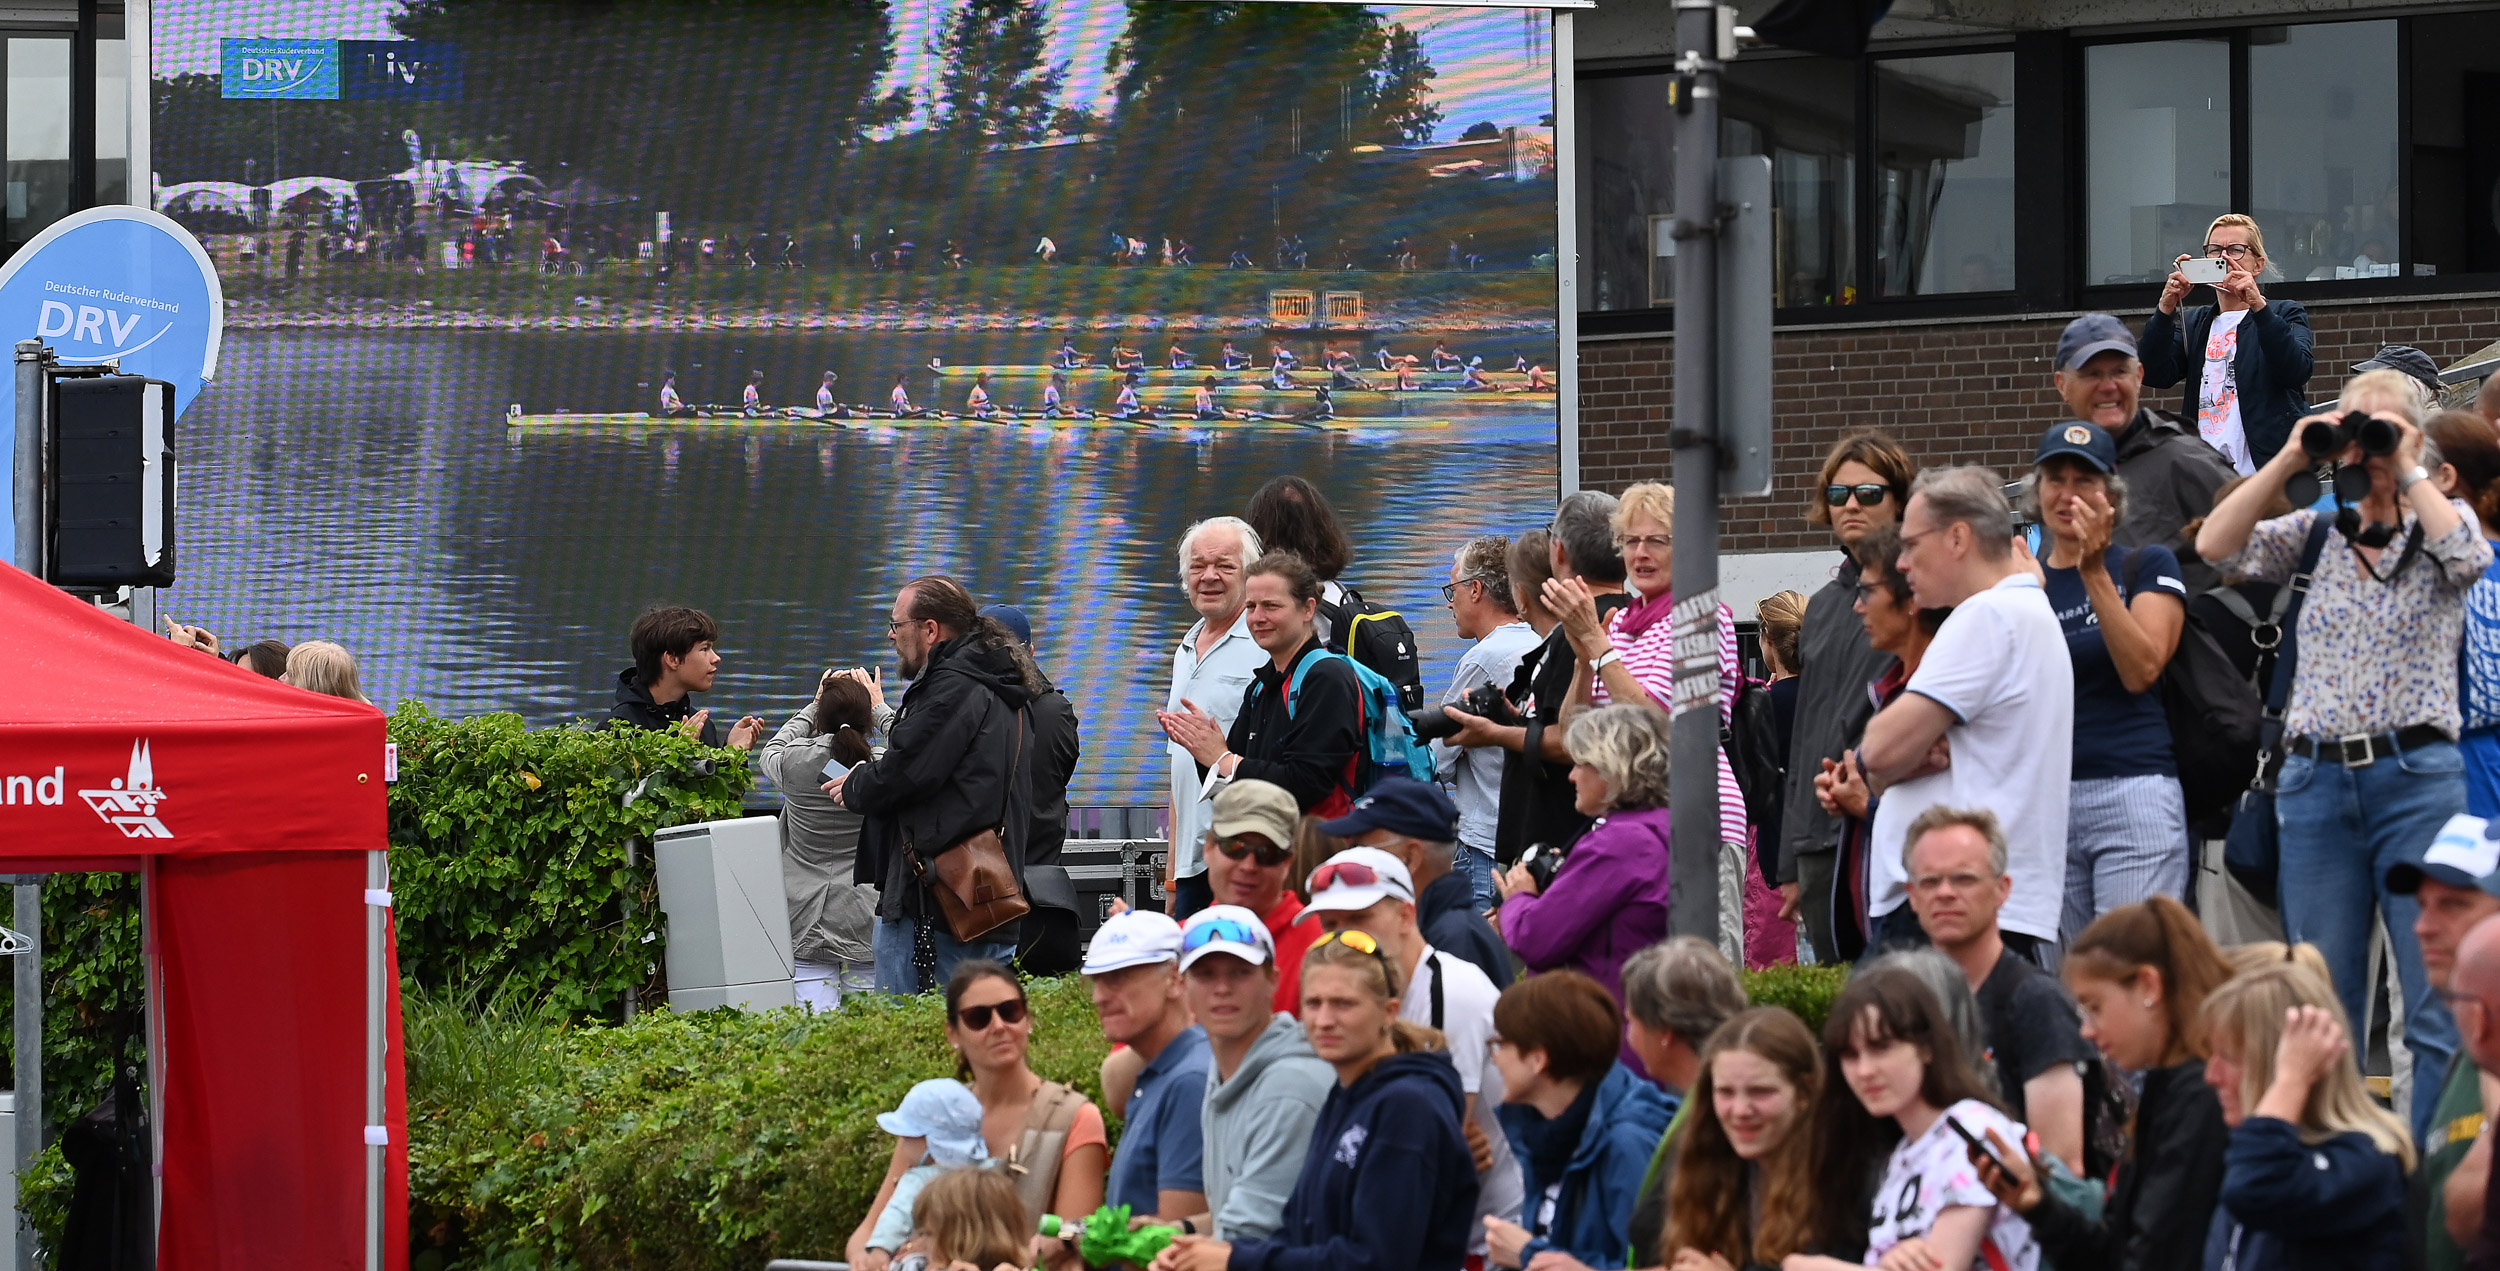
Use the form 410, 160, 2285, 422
407, 965, 1846, 1271
386, 703, 754, 1017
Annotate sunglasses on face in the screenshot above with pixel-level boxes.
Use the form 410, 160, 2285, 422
1214, 834, 1292, 867
1182, 917, 1270, 956
1826, 484, 1893, 508
951, 998, 1029, 1030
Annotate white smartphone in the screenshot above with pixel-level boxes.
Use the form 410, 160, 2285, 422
2182, 256, 2231, 285
821, 758, 855, 782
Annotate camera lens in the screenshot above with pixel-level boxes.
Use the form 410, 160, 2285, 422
1406, 706, 1462, 744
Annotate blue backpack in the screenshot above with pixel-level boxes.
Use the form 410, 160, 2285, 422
1256, 649, 1435, 811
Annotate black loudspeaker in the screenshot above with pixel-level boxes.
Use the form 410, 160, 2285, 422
51, 374, 176, 587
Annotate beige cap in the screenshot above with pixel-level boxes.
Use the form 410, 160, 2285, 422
1210, 779, 1299, 851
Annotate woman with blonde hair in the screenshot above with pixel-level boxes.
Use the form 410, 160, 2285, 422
1662, 1007, 1823, 1270
2143, 212, 2316, 469
1152, 930, 1477, 1271
283, 640, 370, 703
2195, 956, 2410, 1271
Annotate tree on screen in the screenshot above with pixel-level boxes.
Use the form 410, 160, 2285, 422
931, 0, 1069, 146
1373, 25, 1442, 146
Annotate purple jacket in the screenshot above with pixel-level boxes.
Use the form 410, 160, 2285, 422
1500, 805, 1673, 1069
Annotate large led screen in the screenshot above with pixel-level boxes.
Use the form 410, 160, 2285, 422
151, 0, 1564, 807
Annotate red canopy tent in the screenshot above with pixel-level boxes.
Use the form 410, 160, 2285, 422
0, 561, 406, 1270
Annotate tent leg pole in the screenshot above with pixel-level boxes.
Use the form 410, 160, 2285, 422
365, 850, 385, 1271
141, 859, 159, 1270
14, 878, 39, 1271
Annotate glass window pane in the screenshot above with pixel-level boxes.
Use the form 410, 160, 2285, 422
2410, 9, 2500, 277
1576, 72, 1673, 312
2248, 22, 2397, 282
8, 36, 69, 244
2085, 40, 2231, 285
99, 37, 125, 207
1875, 53, 2014, 296
1723, 58, 1856, 307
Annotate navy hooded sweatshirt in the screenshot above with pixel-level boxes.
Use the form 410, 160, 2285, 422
1228, 1049, 1478, 1271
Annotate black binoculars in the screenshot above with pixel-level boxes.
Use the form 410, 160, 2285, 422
2298, 410, 2401, 460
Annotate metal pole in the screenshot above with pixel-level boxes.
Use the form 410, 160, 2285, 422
68, 0, 95, 213
1553, 10, 1580, 497
13, 879, 39, 1271
365, 850, 386, 1271
1666, 0, 1724, 948
13, 341, 41, 579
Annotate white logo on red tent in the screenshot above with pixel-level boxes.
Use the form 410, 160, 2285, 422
77, 740, 171, 839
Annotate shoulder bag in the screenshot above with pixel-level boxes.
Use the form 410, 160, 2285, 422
908, 698, 1031, 943
2221, 517, 2336, 905
1002, 1079, 1085, 1225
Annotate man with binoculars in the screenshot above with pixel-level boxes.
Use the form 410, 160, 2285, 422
2196, 369, 2495, 1147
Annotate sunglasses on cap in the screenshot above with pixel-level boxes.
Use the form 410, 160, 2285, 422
1309, 860, 1390, 893
1825, 484, 1893, 508
1214, 835, 1292, 867
1182, 917, 1269, 955
951, 998, 1029, 1030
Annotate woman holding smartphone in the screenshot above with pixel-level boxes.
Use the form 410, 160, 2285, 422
2140, 213, 2315, 473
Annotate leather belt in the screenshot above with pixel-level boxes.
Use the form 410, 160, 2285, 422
2288, 724, 2455, 768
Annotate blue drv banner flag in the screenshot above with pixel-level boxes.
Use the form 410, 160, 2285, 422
219, 37, 339, 99
341, 40, 463, 101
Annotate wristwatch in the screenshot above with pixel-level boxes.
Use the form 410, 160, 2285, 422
2398, 465, 2432, 493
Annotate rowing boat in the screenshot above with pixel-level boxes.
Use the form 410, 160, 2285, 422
502, 407, 1458, 433
930, 363, 1538, 387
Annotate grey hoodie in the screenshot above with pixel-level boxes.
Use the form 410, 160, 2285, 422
1202, 1012, 1336, 1241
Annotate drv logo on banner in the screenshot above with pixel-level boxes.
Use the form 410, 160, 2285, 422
0, 206, 223, 566
220, 37, 462, 101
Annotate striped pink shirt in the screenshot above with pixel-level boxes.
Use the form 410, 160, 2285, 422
1591, 599, 1748, 847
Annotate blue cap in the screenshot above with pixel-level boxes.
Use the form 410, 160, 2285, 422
2035, 420, 2119, 474
980, 604, 1032, 646
1316, 777, 1459, 843
877, 1078, 990, 1167
2354, 345, 2442, 394
2056, 313, 2138, 372
2388, 814, 2500, 899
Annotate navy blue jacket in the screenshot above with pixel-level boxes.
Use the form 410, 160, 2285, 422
1497, 1063, 1676, 1269
2199, 1118, 2406, 1271
1229, 1050, 1478, 1271
2140, 299, 2315, 466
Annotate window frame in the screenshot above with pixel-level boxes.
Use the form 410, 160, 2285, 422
1577, 9, 2500, 336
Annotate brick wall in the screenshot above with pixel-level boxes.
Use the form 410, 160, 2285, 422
1577, 295, 2500, 554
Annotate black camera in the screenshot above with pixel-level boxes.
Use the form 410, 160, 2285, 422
1407, 682, 1517, 744
2298, 410, 2401, 461
1518, 840, 1570, 891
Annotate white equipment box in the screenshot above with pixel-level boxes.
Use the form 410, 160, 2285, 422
653, 816, 797, 1012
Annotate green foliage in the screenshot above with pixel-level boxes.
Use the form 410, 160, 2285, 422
930, 0, 1067, 145
1741, 963, 1849, 1035
408, 976, 1112, 1271
0, 872, 147, 1139
19, 1142, 70, 1255
385, 703, 752, 1019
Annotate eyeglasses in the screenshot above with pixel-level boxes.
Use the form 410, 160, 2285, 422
1213, 834, 1293, 867
1826, 484, 1893, 508
951, 998, 1029, 1030
1908, 871, 1996, 895
1309, 860, 1394, 894
1439, 575, 1487, 603
2200, 243, 2257, 260
1182, 917, 1270, 956
1612, 533, 1673, 552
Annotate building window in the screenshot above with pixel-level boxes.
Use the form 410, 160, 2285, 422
2085, 39, 2232, 286
2407, 10, 2500, 279
2249, 22, 2398, 283
1723, 57, 1857, 307
1874, 52, 2014, 295
1576, 71, 1672, 313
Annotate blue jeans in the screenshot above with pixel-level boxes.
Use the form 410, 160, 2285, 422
2273, 736, 2466, 1145
1456, 842, 1500, 914
872, 917, 1018, 995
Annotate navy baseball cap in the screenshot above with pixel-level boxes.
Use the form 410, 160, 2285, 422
2353, 345, 2442, 395
2035, 420, 2119, 474
2056, 314, 2138, 372
979, 604, 1032, 646
1316, 777, 1459, 842
2388, 814, 2500, 899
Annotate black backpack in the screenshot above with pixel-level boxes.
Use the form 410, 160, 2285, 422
2125, 550, 2263, 828
1319, 583, 1425, 714
1719, 673, 1787, 831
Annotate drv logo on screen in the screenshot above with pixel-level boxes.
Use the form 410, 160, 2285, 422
36, 300, 165, 359
237, 55, 319, 91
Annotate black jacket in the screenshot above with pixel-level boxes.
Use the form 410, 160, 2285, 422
841, 634, 1036, 920
2027, 1059, 2228, 1271
1495, 595, 1631, 864
2112, 408, 2239, 596
2140, 299, 2315, 466
607, 667, 721, 745
1025, 679, 1081, 868
1219, 639, 1362, 814
1418, 870, 1512, 988
1776, 559, 1892, 883
1230, 1051, 1479, 1271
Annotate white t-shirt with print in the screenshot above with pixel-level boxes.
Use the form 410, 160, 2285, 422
1900, 575, 2074, 943
2198, 309, 2255, 475
1404, 946, 1522, 1251
1865, 1099, 2040, 1271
